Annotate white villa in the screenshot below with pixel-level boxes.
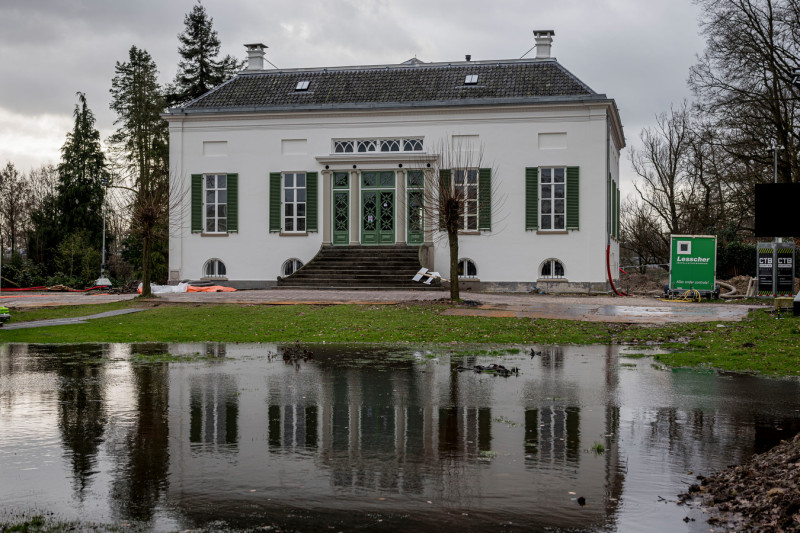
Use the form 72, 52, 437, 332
166, 31, 625, 292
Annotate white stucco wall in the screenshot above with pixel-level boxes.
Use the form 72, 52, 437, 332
168, 102, 623, 288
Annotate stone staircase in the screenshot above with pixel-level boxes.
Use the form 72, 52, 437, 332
276, 245, 440, 290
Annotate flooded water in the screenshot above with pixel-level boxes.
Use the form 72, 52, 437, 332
1, 343, 799, 532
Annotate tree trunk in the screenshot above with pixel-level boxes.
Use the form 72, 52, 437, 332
141, 233, 152, 297
448, 228, 459, 301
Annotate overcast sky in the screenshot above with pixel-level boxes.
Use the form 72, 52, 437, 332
0, 0, 706, 196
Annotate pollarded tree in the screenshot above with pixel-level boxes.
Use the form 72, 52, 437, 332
109, 45, 170, 296
57, 92, 108, 249
167, 2, 244, 106
414, 138, 500, 301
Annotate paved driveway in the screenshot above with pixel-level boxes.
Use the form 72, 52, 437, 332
0, 289, 764, 324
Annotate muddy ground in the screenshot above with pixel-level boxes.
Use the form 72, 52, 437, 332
680, 433, 800, 532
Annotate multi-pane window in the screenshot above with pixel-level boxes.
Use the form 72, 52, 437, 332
540, 167, 566, 230
205, 174, 227, 233
204, 259, 226, 278
282, 258, 304, 276
458, 258, 477, 278
333, 138, 424, 153
540, 259, 565, 279
284, 172, 306, 232
454, 169, 479, 230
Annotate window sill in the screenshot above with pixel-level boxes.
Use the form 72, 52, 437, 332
538, 278, 568, 283
536, 230, 568, 235
201, 277, 228, 281
458, 231, 482, 236
280, 232, 309, 237
201, 232, 230, 237
458, 277, 480, 282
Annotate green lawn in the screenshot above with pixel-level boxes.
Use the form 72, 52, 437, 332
1, 300, 798, 376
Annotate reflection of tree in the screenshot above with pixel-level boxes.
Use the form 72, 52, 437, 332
56, 345, 107, 500
189, 373, 239, 449
111, 364, 170, 522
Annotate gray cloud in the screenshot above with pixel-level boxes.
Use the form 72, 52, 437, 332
0, 0, 704, 190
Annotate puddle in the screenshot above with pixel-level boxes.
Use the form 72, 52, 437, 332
1, 343, 799, 532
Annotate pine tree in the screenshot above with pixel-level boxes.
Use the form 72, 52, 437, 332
168, 2, 244, 106
56, 92, 108, 249
109, 45, 170, 296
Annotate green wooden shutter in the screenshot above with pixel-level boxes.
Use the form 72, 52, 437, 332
439, 169, 451, 230
478, 168, 491, 231
227, 173, 238, 233
269, 172, 281, 232
566, 166, 580, 230
191, 174, 203, 233
306, 171, 318, 232
610, 183, 616, 239
615, 183, 621, 239
525, 167, 538, 230
608, 174, 612, 237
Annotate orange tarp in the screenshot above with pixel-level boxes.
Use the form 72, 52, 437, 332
186, 285, 237, 293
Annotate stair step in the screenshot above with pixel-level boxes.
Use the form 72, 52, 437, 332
278, 245, 433, 290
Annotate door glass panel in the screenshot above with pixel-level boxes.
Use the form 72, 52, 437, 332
363, 193, 377, 231
379, 192, 394, 231
334, 192, 349, 232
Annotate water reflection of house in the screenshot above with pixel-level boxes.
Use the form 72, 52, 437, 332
164, 344, 626, 529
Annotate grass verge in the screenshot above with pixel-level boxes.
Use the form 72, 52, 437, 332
1, 301, 798, 377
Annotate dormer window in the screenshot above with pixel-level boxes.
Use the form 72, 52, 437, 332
295, 80, 310, 91
465, 74, 478, 85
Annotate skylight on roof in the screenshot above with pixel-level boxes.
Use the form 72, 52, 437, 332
465, 74, 478, 85
295, 80, 310, 91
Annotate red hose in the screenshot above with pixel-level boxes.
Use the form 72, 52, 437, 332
607, 245, 628, 297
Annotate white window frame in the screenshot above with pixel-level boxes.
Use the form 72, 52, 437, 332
283, 172, 307, 233
203, 258, 227, 279
454, 168, 479, 231
458, 258, 478, 278
204, 173, 227, 233
332, 138, 424, 154
539, 258, 566, 279
282, 258, 304, 276
539, 167, 566, 231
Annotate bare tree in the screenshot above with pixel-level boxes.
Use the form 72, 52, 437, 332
0, 162, 34, 255
413, 138, 500, 300
690, 0, 800, 183
629, 102, 694, 236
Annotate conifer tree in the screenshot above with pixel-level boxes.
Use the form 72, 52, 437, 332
109, 45, 169, 296
168, 2, 244, 106
56, 92, 108, 248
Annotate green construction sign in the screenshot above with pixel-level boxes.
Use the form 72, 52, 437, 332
670, 235, 717, 292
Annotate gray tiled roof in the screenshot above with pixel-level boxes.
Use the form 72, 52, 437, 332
172, 58, 602, 114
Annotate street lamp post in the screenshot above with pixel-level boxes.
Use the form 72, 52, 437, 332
95, 176, 111, 287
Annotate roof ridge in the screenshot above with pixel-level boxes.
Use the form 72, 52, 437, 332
236, 57, 559, 76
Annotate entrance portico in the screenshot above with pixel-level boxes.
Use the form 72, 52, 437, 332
317, 153, 436, 248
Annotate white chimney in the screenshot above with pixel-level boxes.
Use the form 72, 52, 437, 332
533, 30, 555, 59
244, 43, 268, 70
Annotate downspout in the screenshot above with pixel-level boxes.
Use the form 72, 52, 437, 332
606, 108, 627, 296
